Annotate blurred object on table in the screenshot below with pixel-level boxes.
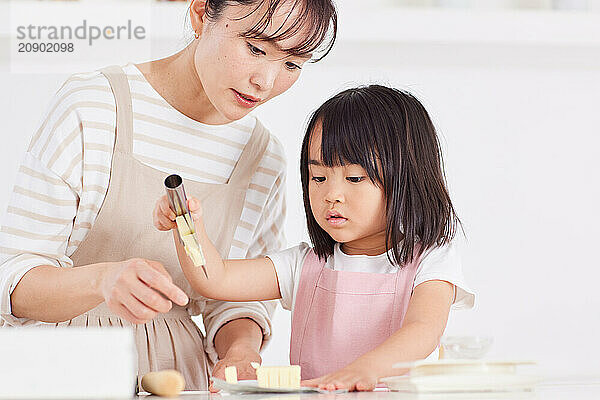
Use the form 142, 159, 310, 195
440, 335, 494, 359
0, 327, 137, 399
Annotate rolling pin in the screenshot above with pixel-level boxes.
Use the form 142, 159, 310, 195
141, 370, 185, 397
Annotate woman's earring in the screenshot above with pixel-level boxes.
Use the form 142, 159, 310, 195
194, 31, 200, 39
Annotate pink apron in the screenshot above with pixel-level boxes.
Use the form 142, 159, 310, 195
290, 249, 420, 380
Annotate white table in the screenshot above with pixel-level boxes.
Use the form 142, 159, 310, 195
138, 381, 600, 400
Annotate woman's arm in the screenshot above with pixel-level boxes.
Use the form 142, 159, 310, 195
214, 318, 264, 360
11, 263, 106, 322
208, 318, 264, 392
11, 258, 189, 324
302, 280, 454, 391
154, 196, 281, 302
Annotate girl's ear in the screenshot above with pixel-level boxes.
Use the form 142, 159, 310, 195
189, 0, 208, 37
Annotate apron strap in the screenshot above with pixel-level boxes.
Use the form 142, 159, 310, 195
100, 64, 269, 189
388, 246, 422, 332
100, 65, 134, 156
289, 249, 325, 365
228, 119, 270, 187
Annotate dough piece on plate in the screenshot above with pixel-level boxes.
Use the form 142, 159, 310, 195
225, 366, 238, 384
255, 365, 301, 389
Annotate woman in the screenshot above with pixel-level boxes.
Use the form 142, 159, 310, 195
0, 0, 336, 390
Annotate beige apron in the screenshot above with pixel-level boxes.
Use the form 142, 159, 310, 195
57, 66, 270, 390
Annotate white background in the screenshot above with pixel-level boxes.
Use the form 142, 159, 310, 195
1, 1, 599, 381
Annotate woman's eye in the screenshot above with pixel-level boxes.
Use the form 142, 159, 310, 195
311, 176, 325, 183
346, 176, 365, 183
247, 42, 265, 56
285, 61, 301, 71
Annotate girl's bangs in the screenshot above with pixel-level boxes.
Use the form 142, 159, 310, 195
314, 98, 383, 185
235, 0, 336, 61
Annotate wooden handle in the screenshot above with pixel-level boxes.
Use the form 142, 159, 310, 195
141, 370, 185, 397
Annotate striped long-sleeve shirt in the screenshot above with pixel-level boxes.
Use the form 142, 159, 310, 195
0, 63, 287, 363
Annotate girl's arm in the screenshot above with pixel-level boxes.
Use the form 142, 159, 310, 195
302, 280, 454, 391
154, 196, 281, 302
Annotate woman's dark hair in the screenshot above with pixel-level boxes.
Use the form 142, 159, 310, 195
300, 85, 461, 266
204, 0, 337, 62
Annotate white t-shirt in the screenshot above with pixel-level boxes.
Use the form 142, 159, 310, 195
267, 242, 475, 314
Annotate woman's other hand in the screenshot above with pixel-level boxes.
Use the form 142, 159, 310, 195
209, 346, 262, 393
100, 258, 189, 324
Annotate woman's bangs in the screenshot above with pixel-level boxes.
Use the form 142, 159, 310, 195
236, 0, 336, 61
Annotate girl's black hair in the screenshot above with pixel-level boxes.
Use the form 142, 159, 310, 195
300, 85, 461, 266
204, 0, 337, 62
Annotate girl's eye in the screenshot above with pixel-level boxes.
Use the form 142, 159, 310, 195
311, 176, 325, 183
285, 61, 301, 71
247, 42, 265, 56
346, 176, 365, 183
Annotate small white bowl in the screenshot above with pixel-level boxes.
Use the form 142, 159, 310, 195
440, 336, 493, 359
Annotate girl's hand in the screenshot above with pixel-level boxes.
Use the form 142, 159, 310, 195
301, 360, 379, 392
186, 197, 203, 226
153, 195, 203, 231
153, 195, 176, 231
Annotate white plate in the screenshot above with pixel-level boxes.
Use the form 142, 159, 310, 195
393, 359, 536, 370
383, 360, 540, 393
211, 378, 347, 394
393, 360, 536, 376
381, 373, 540, 393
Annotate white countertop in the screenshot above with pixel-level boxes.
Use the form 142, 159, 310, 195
136, 382, 600, 400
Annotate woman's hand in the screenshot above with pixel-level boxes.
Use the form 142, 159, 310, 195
99, 258, 189, 324
209, 346, 262, 393
153, 195, 203, 232
301, 359, 380, 392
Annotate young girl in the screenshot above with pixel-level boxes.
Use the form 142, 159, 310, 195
153, 85, 475, 391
